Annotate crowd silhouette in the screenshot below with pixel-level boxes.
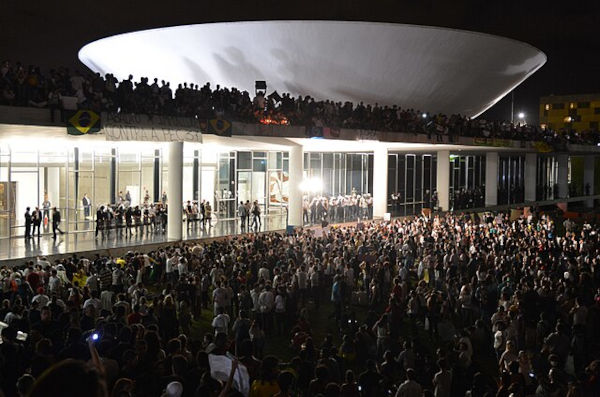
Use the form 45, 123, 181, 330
2, 60, 600, 147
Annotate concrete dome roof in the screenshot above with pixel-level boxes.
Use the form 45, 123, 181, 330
79, 20, 546, 118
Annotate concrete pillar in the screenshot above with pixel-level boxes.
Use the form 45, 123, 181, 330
436, 150, 450, 211
557, 154, 569, 199
524, 153, 537, 202
584, 155, 595, 208
373, 145, 388, 219
485, 152, 498, 207
167, 142, 183, 240
288, 144, 303, 226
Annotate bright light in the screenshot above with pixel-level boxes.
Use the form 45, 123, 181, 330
518, 112, 525, 119
422, 113, 427, 118
299, 177, 323, 193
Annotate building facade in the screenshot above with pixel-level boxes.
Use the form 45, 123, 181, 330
539, 93, 600, 132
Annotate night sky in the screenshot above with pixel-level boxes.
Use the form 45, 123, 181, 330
2, 0, 599, 124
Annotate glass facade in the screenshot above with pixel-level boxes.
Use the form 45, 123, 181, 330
498, 155, 525, 205
387, 153, 437, 216
536, 156, 559, 200
0, 141, 289, 238
449, 154, 486, 210
303, 152, 373, 196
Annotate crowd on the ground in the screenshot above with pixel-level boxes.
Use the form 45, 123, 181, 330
2, 60, 600, 146
1, 208, 600, 396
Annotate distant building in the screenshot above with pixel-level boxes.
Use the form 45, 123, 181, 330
539, 94, 600, 132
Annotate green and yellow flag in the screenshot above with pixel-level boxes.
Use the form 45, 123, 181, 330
207, 118, 232, 137
67, 110, 101, 135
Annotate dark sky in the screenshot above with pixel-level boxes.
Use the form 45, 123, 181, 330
2, 0, 600, 123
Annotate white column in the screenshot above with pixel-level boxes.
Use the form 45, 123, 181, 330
167, 142, 183, 240
524, 153, 537, 202
436, 150, 450, 211
584, 155, 595, 208
373, 145, 388, 219
485, 152, 498, 207
288, 144, 304, 226
557, 154, 569, 199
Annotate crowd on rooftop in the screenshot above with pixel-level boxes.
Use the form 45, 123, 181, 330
0, 209, 600, 396
2, 60, 600, 147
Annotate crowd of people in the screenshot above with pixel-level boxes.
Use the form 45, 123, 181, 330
1, 208, 600, 396
2, 60, 600, 147
302, 194, 374, 225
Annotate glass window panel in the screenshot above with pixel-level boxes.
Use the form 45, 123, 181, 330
253, 158, 267, 172
406, 155, 414, 202
268, 152, 278, 169
415, 155, 422, 201
237, 171, 252, 203
237, 152, 252, 169
398, 155, 406, 203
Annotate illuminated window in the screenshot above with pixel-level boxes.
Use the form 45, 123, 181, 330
544, 104, 550, 111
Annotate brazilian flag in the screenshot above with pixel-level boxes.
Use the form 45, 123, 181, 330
207, 118, 232, 137
67, 110, 101, 135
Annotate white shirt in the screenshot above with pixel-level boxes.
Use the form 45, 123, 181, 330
165, 256, 177, 274
258, 290, 275, 313
212, 313, 230, 334
32, 294, 50, 308
395, 380, 422, 397
83, 297, 102, 313
295, 270, 308, 289
177, 261, 188, 276
100, 290, 115, 312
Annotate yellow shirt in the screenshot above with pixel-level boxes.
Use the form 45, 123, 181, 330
249, 380, 280, 397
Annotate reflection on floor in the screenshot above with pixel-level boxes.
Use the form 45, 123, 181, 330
0, 216, 287, 265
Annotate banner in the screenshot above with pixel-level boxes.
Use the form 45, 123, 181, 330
66, 110, 101, 135
533, 141, 553, 153
207, 118, 232, 137
472, 137, 512, 147
102, 113, 202, 142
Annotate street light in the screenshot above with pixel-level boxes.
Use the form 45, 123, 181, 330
518, 112, 525, 119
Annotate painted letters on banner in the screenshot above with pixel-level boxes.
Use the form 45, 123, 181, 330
102, 113, 202, 142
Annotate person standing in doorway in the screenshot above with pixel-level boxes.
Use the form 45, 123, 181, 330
32, 206, 42, 237
238, 201, 247, 230
52, 207, 64, 238
42, 194, 51, 229
24, 207, 32, 239
82, 193, 91, 219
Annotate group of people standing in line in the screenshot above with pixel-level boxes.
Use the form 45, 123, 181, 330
302, 193, 374, 226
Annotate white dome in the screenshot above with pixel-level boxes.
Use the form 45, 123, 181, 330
79, 20, 546, 118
